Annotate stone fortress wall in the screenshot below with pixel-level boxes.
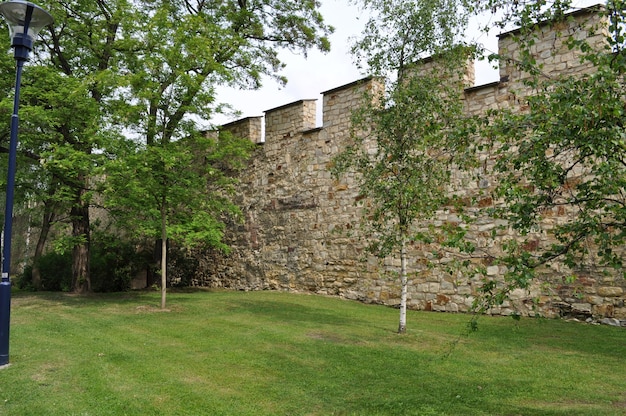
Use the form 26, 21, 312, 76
201, 5, 626, 322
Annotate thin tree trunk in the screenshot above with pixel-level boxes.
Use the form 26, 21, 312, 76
398, 236, 408, 334
71, 184, 91, 293
160, 201, 167, 309
31, 204, 55, 290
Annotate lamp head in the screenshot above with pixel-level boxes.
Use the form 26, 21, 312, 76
0, 1, 53, 60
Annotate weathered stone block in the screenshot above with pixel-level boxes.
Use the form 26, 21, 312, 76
509, 288, 527, 300
457, 285, 472, 296
598, 287, 624, 297
440, 280, 455, 294
572, 303, 592, 314
486, 265, 499, 276
586, 295, 604, 305
446, 302, 459, 312
593, 304, 614, 318
613, 307, 626, 319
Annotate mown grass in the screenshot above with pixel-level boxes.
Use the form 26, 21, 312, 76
1, 289, 624, 415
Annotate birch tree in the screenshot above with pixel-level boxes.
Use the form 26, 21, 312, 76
334, 0, 477, 333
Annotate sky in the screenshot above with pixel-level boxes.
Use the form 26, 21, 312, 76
210, 0, 601, 128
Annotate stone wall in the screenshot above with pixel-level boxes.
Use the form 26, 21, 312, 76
200, 6, 625, 322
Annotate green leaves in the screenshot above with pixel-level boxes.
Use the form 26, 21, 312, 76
488, 65, 626, 269
0, 0, 332, 290
114, 0, 333, 145
340, 0, 626, 318
335, 0, 479, 331
472, 1, 626, 311
104, 131, 253, 251
352, 0, 470, 77
336, 50, 479, 260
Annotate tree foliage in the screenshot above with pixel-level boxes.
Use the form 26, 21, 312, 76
352, 0, 468, 75
475, 0, 626, 310
104, 132, 254, 307
102, 0, 331, 306
338, 0, 626, 323
116, 0, 332, 145
335, 0, 477, 333
1, 0, 332, 293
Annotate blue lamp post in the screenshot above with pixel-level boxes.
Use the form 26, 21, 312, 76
0, 0, 53, 368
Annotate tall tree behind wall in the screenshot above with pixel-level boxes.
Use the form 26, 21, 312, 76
0, 0, 130, 293
3, 0, 331, 294
334, 0, 479, 333
103, 0, 333, 308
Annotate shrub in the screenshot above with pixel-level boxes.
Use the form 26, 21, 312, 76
17, 251, 72, 291
166, 246, 200, 287
18, 232, 151, 292
89, 232, 151, 292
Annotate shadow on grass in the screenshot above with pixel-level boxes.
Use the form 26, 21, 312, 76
230, 298, 372, 328
465, 315, 626, 360
11, 290, 145, 306
11, 286, 220, 306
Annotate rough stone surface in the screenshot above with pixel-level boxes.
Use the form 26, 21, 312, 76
198, 7, 625, 319
600, 318, 622, 327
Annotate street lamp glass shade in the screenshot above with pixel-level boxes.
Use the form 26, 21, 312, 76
0, 1, 53, 42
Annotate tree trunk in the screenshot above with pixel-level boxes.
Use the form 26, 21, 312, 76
31, 203, 55, 290
71, 185, 91, 293
160, 201, 167, 309
398, 236, 408, 334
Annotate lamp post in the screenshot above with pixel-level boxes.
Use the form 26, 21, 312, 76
0, 0, 53, 368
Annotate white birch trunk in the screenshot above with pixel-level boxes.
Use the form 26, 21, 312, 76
398, 236, 408, 333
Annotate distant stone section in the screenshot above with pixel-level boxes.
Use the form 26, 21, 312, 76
202, 5, 625, 322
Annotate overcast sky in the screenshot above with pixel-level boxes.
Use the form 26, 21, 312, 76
210, 0, 601, 128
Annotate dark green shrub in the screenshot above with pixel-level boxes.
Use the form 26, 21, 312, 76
167, 246, 199, 287
16, 265, 33, 291
90, 232, 151, 292
18, 232, 151, 292
16, 251, 73, 291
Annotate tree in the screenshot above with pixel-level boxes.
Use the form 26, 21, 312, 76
104, 131, 254, 308
108, 0, 331, 306
10, 0, 133, 293
21, 65, 115, 293
5, 0, 332, 292
118, 0, 332, 147
107, 0, 331, 307
472, 0, 626, 310
334, 0, 477, 333
339, 0, 626, 321
0, 32, 68, 289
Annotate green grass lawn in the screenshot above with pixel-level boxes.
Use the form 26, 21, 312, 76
0, 289, 624, 415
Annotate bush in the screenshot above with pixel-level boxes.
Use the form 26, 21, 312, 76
89, 232, 151, 292
17, 251, 72, 291
18, 233, 151, 292
166, 246, 200, 287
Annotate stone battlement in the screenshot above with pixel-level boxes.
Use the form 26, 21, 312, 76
201, 5, 625, 322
